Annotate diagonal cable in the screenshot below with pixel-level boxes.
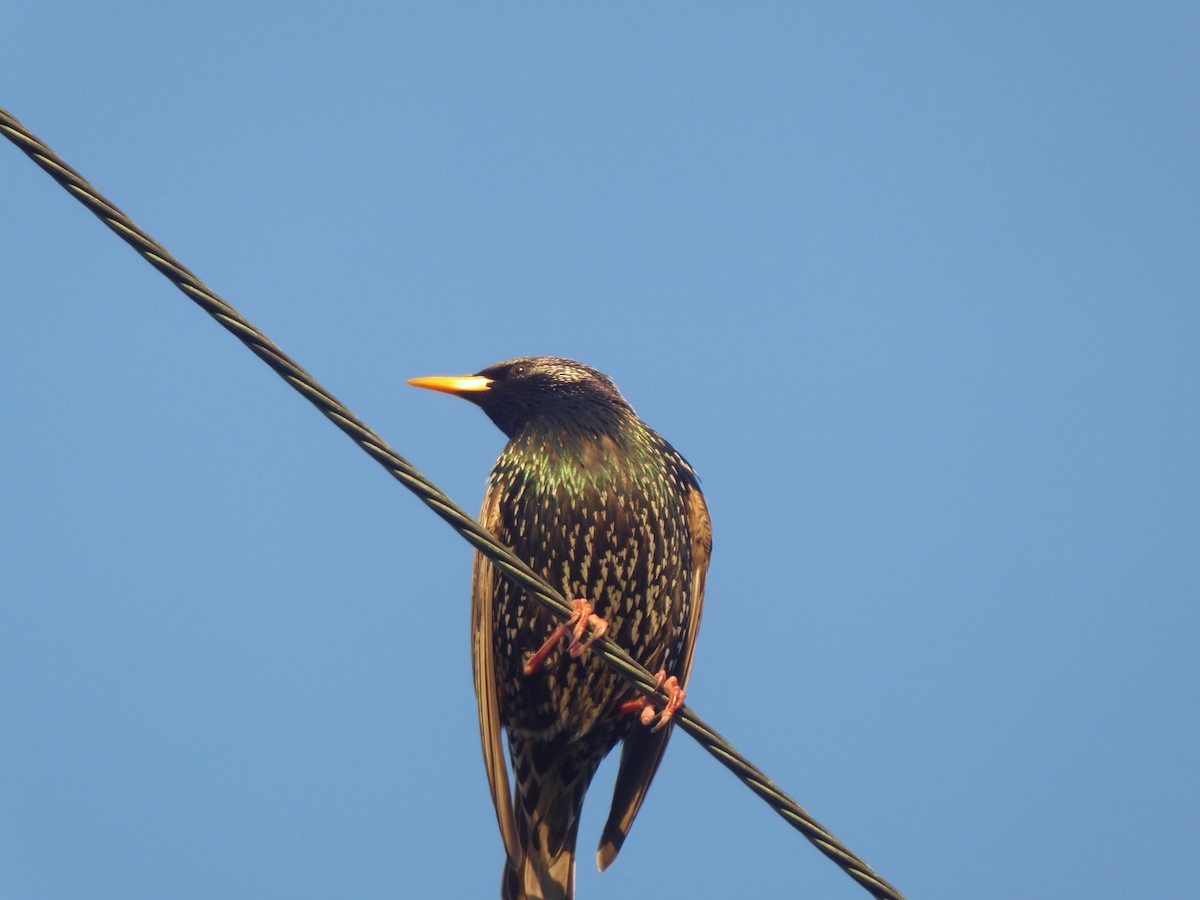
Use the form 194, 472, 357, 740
1, 106, 904, 900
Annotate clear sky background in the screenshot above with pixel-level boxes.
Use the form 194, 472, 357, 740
2, 5, 1197, 899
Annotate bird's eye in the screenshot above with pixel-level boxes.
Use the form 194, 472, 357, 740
512, 364, 527, 377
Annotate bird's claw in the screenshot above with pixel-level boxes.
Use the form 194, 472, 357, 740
618, 670, 686, 732
523, 599, 608, 676
568, 602, 608, 658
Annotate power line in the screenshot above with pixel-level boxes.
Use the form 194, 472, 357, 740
1, 106, 905, 900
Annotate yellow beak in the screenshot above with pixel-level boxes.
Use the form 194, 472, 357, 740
407, 375, 493, 396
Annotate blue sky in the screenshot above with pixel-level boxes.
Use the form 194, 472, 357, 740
2, 5, 1197, 899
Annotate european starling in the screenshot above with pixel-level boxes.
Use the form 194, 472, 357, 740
409, 357, 712, 900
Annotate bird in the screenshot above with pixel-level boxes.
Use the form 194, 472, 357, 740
409, 357, 712, 900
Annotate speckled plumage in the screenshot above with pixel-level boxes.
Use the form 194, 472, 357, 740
412, 358, 711, 900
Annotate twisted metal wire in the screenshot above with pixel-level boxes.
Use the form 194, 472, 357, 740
1, 106, 904, 900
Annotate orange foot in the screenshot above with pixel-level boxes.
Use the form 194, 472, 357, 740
522, 599, 609, 676
617, 669, 686, 733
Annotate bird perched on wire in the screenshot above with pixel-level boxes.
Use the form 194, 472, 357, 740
409, 357, 712, 900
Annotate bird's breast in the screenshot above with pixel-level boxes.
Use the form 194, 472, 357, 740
487, 452, 694, 741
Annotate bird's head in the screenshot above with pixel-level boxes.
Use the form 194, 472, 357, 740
409, 357, 635, 439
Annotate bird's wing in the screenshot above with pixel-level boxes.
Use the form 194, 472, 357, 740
474, 486, 520, 865
597, 481, 712, 872
672, 481, 713, 688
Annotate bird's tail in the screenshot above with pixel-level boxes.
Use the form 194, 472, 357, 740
500, 734, 601, 900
